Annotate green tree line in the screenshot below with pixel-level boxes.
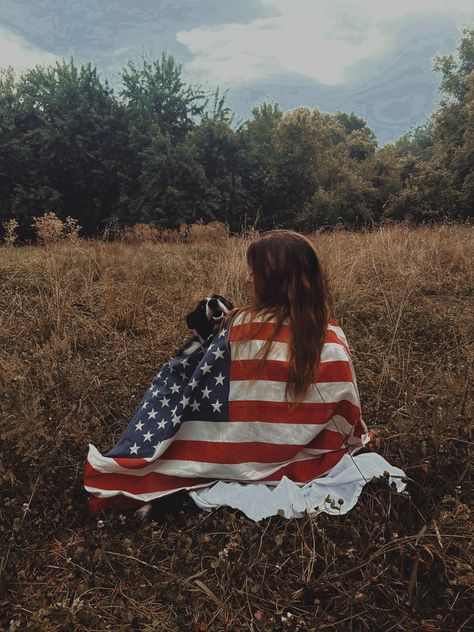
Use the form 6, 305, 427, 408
0, 29, 472, 241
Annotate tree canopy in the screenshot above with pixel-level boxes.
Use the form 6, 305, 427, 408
0, 31, 472, 242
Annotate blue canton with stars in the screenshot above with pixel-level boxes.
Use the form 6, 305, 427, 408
106, 329, 230, 458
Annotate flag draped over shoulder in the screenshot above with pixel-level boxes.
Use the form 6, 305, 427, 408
85, 313, 369, 516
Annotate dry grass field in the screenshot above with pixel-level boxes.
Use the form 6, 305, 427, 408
0, 222, 473, 631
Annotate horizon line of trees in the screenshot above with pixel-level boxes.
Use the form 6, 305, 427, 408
0, 28, 472, 242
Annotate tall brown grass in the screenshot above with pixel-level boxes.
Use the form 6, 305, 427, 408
0, 221, 472, 631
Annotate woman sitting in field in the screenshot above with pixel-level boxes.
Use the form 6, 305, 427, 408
85, 230, 405, 520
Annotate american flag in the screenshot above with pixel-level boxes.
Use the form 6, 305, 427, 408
85, 314, 369, 515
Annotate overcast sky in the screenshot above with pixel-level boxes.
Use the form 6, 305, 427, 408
1, 0, 472, 143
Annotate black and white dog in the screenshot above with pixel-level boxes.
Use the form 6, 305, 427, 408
178, 295, 234, 357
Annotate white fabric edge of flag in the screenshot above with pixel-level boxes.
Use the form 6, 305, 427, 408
189, 452, 408, 521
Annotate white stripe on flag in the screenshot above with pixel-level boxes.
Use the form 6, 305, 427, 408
328, 324, 349, 346
167, 418, 355, 444
230, 340, 350, 363
228, 379, 359, 407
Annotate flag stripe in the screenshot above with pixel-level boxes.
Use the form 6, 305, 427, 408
88, 444, 339, 479
228, 379, 360, 406
227, 399, 360, 425
259, 449, 346, 482
157, 437, 344, 464
147, 418, 355, 445
230, 340, 351, 363
85, 461, 214, 493
230, 321, 350, 355
230, 358, 354, 383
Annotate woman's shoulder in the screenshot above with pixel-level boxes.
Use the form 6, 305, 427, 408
230, 308, 273, 326
226, 308, 285, 342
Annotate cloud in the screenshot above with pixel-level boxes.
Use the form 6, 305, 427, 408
0, 26, 59, 72
176, 0, 473, 87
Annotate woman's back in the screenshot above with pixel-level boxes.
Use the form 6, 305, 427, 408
225, 308, 368, 481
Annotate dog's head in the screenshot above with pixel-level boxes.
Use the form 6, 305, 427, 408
186, 295, 234, 341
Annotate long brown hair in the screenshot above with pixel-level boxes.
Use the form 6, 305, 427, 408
230, 230, 329, 402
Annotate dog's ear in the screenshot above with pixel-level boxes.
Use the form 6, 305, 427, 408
186, 312, 196, 329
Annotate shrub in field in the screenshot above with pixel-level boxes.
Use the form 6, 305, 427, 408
1, 218, 19, 245
31, 211, 64, 244
31, 211, 82, 244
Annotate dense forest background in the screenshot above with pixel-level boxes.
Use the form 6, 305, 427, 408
0, 28, 472, 242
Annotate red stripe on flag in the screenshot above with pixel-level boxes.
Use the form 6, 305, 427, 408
85, 461, 213, 494
307, 429, 348, 451
230, 321, 291, 343
261, 449, 346, 483
160, 440, 311, 464
111, 456, 154, 469
88, 493, 147, 516
228, 399, 360, 424
230, 359, 353, 383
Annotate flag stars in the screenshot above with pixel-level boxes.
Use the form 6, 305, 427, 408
122, 330, 232, 459
201, 386, 212, 399
211, 399, 223, 413
219, 329, 227, 338
214, 372, 225, 386
212, 347, 225, 360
